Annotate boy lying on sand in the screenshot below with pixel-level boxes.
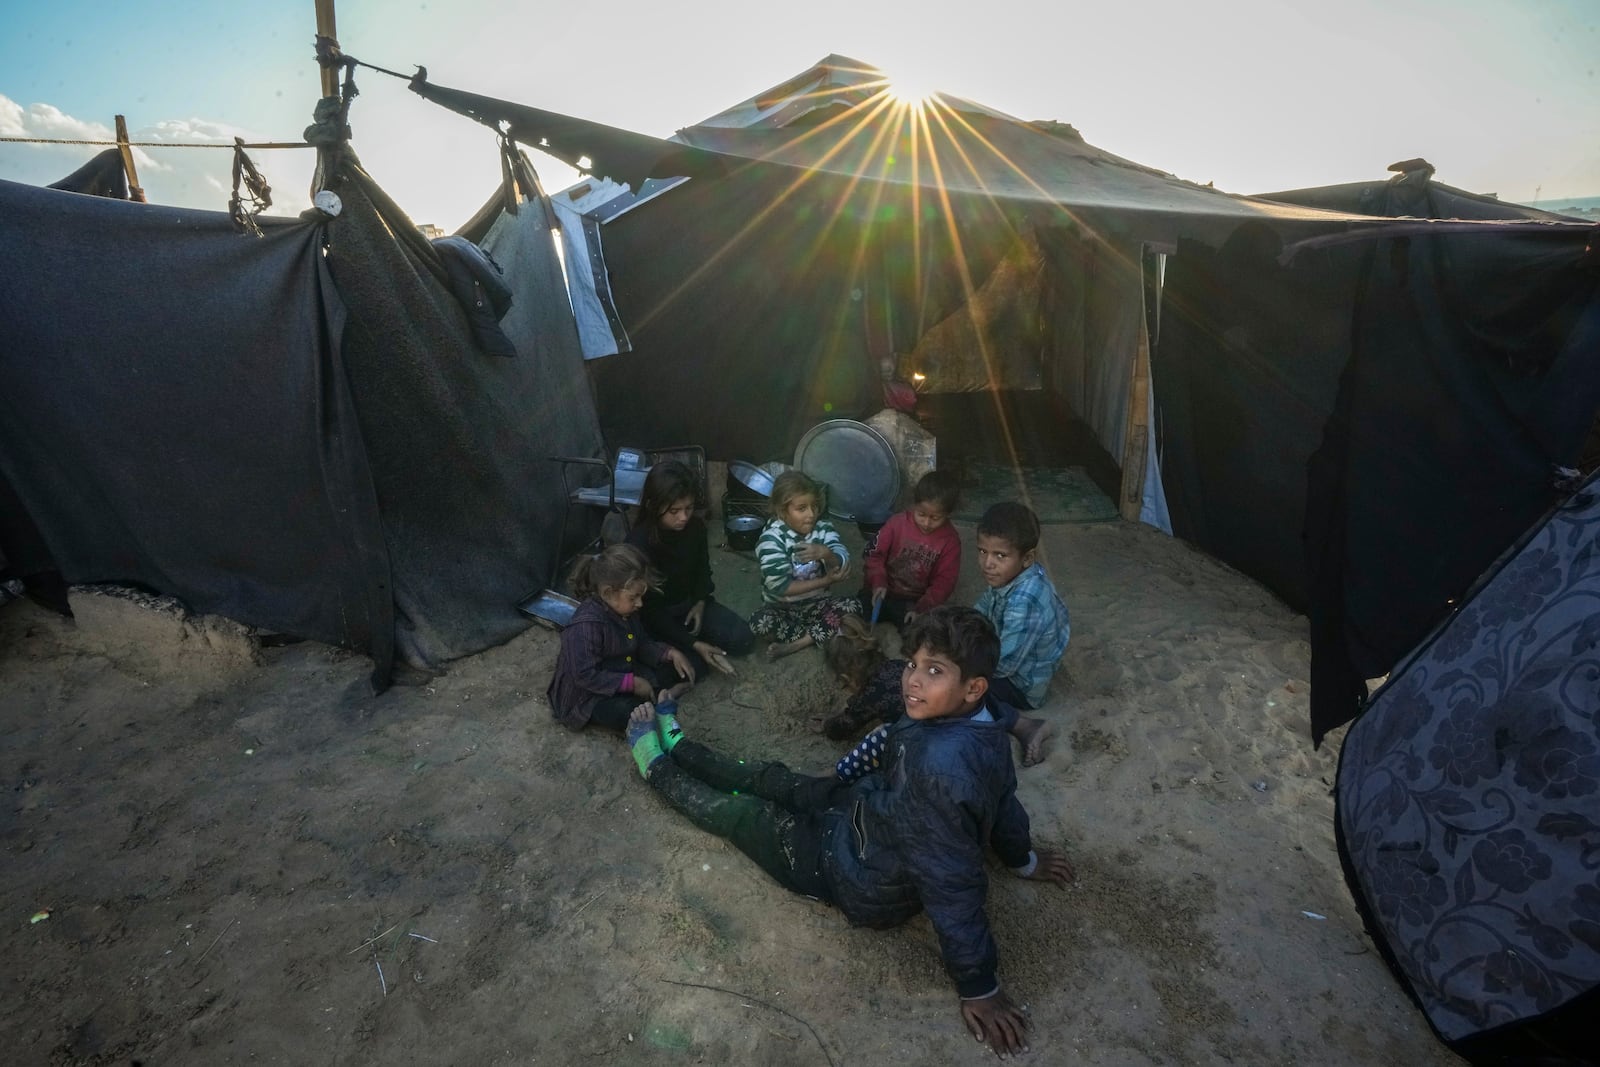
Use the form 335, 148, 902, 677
624, 606, 1074, 1056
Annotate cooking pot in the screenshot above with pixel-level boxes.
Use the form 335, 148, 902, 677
725, 514, 764, 551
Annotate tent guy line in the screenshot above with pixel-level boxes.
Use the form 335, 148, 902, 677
0, 136, 312, 150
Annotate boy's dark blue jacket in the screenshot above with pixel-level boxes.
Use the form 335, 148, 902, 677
822, 700, 1033, 998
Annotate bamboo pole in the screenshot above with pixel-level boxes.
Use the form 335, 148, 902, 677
114, 115, 145, 202
315, 0, 339, 97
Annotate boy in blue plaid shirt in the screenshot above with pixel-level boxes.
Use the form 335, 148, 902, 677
972, 502, 1068, 765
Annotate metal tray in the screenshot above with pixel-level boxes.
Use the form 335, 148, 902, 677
793, 419, 901, 522
516, 589, 581, 630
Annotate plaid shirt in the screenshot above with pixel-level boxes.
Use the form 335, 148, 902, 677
973, 562, 1070, 706
755, 518, 850, 605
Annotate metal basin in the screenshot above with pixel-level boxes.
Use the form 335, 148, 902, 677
727, 460, 774, 500
793, 419, 901, 522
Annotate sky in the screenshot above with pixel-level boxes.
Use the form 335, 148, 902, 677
2, 0, 1596, 229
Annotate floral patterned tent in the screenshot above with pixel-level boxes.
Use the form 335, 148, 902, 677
1336, 471, 1600, 1062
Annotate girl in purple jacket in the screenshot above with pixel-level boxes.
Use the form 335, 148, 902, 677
546, 544, 694, 732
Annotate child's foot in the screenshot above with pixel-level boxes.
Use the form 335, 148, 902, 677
654, 696, 684, 753
626, 703, 665, 778
1013, 716, 1053, 767
765, 637, 812, 661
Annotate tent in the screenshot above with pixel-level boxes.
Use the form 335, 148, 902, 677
1335, 468, 1600, 1063
411, 56, 1597, 736
0, 148, 604, 683
1155, 169, 1600, 740
412, 55, 1426, 531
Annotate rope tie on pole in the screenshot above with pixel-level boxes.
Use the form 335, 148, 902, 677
229, 138, 273, 236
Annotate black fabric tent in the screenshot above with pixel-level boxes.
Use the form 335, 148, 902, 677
47, 148, 134, 199
1154, 175, 1600, 741
1335, 469, 1600, 1064
412, 69, 1397, 464
0, 154, 603, 681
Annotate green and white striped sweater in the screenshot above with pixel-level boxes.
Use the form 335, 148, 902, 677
755, 518, 850, 605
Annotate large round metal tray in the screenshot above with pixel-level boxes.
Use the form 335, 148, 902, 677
793, 419, 901, 523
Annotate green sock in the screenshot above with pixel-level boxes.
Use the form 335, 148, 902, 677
656, 711, 684, 752
627, 718, 665, 778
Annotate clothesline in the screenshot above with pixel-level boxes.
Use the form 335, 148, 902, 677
0, 136, 311, 149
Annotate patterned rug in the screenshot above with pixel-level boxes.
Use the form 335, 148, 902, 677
952, 463, 1119, 525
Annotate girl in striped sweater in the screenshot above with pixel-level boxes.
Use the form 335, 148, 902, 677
749, 471, 867, 659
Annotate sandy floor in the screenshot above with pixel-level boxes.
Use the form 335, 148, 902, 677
0, 517, 1462, 1066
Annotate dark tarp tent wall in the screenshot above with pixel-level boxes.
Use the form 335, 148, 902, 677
325, 160, 603, 668
0, 156, 603, 680
0, 178, 392, 672
1335, 469, 1600, 1063
1153, 176, 1600, 742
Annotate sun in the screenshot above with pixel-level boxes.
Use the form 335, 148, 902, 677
886, 76, 935, 106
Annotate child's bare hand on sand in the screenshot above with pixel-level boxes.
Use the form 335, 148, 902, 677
694, 642, 736, 675
665, 646, 696, 684
959, 990, 1030, 1057
1020, 848, 1075, 885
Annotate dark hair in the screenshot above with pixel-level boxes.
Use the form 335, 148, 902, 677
976, 501, 1040, 554
569, 543, 659, 600
769, 470, 822, 519
637, 460, 701, 543
913, 469, 960, 515
824, 630, 885, 692
901, 605, 999, 682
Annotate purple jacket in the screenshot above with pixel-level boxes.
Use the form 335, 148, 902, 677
546, 597, 670, 728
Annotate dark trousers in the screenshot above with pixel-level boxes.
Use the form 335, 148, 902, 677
587, 659, 688, 732
645, 740, 849, 901
987, 676, 1033, 720
857, 588, 915, 627
642, 598, 756, 677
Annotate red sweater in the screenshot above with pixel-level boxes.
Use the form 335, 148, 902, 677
864, 510, 962, 612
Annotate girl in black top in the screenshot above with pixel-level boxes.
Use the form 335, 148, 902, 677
625, 460, 754, 678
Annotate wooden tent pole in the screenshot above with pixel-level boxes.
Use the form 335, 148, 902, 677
315, 0, 339, 97
1118, 310, 1153, 522
114, 115, 145, 203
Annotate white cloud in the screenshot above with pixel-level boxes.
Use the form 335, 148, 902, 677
24, 102, 113, 141
0, 93, 312, 216
0, 95, 26, 137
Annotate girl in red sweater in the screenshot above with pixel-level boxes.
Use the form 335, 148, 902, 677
860, 470, 962, 629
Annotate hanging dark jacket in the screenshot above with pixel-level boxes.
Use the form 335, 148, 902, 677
821, 702, 1033, 998
431, 235, 517, 357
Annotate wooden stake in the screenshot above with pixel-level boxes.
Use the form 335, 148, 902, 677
114, 115, 145, 203
315, 0, 339, 98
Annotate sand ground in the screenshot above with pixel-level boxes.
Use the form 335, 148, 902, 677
0, 517, 1461, 1066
